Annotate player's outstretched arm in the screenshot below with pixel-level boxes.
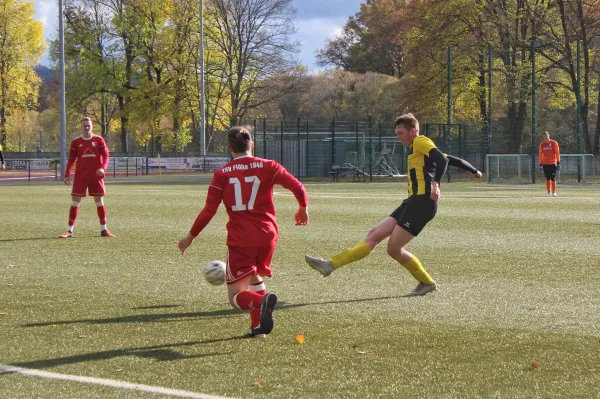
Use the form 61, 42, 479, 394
446, 154, 482, 178
295, 206, 308, 226
178, 233, 194, 255
179, 186, 221, 255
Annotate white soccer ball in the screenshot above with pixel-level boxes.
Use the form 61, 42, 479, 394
204, 260, 226, 286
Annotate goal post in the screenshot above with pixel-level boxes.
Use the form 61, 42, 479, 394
486, 153, 595, 184
554, 154, 595, 184
486, 154, 532, 184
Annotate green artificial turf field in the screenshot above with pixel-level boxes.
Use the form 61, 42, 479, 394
1, 177, 599, 398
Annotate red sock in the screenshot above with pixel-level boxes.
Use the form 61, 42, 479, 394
234, 290, 264, 312
546, 180, 551, 193
68, 206, 79, 226
96, 205, 107, 225
249, 288, 266, 328
551, 181, 556, 193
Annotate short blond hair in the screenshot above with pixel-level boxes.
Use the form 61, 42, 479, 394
81, 117, 92, 124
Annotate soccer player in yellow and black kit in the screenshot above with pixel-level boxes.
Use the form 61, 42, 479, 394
305, 113, 482, 296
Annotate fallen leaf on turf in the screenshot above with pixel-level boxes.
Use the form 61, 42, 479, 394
357, 350, 367, 354
8, 265, 15, 268
375, 355, 381, 361
0, 312, 7, 316
531, 361, 538, 368
116, 368, 123, 372
51, 324, 57, 328
6, 283, 13, 286
122, 273, 132, 277
529, 307, 535, 311
528, 282, 534, 286
231, 320, 237, 325
78, 335, 88, 339
255, 381, 262, 387
296, 334, 305, 344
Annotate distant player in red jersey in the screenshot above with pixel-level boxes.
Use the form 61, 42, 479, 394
178, 126, 309, 338
59, 117, 114, 238
539, 131, 560, 197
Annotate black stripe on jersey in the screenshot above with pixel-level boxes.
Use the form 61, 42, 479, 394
422, 163, 432, 195
410, 168, 418, 195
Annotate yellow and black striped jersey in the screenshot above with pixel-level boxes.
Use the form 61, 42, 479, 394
407, 136, 439, 196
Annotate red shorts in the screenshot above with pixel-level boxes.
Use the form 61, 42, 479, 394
72, 176, 106, 197
226, 245, 276, 285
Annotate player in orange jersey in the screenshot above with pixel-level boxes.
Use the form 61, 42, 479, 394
59, 117, 114, 238
539, 131, 560, 197
178, 126, 309, 338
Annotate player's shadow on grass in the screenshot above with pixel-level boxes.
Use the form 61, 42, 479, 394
2, 338, 242, 372
22, 308, 243, 328
22, 295, 402, 328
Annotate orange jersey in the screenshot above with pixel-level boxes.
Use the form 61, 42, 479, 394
539, 139, 560, 165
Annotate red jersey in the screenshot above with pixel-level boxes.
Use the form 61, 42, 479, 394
65, 135, 109, 178
190, 155, 308, 247
539, 139, 560, 165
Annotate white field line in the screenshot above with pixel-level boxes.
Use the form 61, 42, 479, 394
0, 175, 56, 181
274, 192, 510, 200
0, 364, 235, 399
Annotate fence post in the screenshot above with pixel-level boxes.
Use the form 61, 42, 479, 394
297, 118, 301, 177
280, 119, 284, 164
331, 117, 336, 167
305, 120, 309, 177
263, 119, 267, 159
531, 39, 537, 184
253, 119, 257, 156
368, 116, 373, 181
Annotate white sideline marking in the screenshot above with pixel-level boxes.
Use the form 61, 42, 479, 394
0, 175, 56, 181
0, 365, 234, 399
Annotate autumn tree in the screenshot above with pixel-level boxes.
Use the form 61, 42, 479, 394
316, 0, 409, 78
203, 0, 304, 123
0, 0, 45, 147
538, 0, 600, 153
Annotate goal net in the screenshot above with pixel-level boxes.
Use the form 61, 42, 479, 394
553, 154, 595, 184
486, 154, 532, 184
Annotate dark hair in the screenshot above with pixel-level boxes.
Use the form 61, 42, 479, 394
228, 126, 252, 153
394, 113, 419, 131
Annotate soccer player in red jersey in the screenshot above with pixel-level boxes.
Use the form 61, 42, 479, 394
59, 117, 114, 238
539, 131, 561, 196
178, 126, 309, 338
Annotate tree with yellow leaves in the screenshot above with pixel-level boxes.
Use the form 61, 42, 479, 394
0, 0, 45, 147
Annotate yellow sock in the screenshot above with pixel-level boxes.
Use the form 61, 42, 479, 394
330, 242, 372, 270
401, 256, 433, 284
